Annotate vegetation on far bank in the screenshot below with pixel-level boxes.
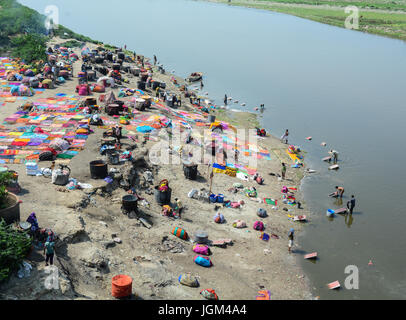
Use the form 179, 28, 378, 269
214, 0, 406, 41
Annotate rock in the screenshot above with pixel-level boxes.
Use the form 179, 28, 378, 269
80, 247, 110, 269
102, 241, 116, 249
113, 237, 122, 244
54, 214, 89, 244
99, 221, 108, 227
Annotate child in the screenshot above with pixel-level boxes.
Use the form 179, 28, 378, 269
174, 198, 183, 218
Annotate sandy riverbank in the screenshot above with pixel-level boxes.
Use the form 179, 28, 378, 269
0, 37, 313, 300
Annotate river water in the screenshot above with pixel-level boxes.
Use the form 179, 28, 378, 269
20, 0, 406, 299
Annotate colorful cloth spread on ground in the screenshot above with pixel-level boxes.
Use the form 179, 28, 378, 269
105, 88, 271, 174
0, 95, 88, 164
0, 58, 18, 79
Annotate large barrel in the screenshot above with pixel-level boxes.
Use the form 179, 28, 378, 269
135, 98, 146, 111
106, 52, 113, 61
122, 195, 138, 212
208, 115, 216, 123
141, 95, 151, 108
130, 67, 140, 76
112, 63, 121, 71
137, 81, 146, 90
183, 164, 198, 180
111, 275, 132, 298
58, 70, 69, 79
152, 81, 160, 90
140, 73, 148, 82
87, 70, 96, 81
95, 56, 103, 64
106, 104, 120, 116
0, 193, 20, 225
89, 160, 108, 179
154, 186, 171, 205
108, 152, 120, 165
118, 52, 125, 60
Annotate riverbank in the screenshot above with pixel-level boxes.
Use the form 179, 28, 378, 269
203, 0, 406, 41
0, 37, 314, 300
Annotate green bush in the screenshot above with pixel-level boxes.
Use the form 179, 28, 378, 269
0, 219, 32, 282
10, 34, 47, 63
0, 171, 14, 209
60, 40, 84, 48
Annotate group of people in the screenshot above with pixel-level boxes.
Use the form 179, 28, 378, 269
26, 213, 56, 266
329, 186, 356, 214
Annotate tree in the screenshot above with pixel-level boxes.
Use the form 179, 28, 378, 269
10, 34, 47, 63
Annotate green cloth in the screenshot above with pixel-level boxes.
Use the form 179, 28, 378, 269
45, 242, 55, 255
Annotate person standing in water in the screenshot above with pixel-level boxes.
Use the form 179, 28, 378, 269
153, 55, 157, 65
281, 129, 289, 144
347, 195, 356, 214
224, 94, 228, 106
329, 149, 338, 163
200, 80, 204, 90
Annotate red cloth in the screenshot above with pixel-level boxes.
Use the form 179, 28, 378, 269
43, 147, 57, 156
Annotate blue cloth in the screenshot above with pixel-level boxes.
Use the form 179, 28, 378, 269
194, 256, 212, 268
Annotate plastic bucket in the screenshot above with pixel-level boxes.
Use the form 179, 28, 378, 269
208, 115, 216, 123
111, 275, 132, 298
326, 209, 335, 217
217, 194, 224, 203
209, 194, 217, 203
90, 160, 108, 179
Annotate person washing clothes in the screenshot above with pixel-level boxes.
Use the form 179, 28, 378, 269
328, 149, 339, 163
329, 186, 345, 198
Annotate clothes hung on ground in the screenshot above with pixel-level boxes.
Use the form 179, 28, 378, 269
0, 94, 90, 163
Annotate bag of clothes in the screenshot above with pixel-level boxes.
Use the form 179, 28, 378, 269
213, 212, 225, 224
200, 289, 219, 300
193, 244, 210, 255
253, 221, 265, 231
178, 274, 199, 287
232, 220, 246, 228
172, 227, 188, 240
194, 255, 212, 268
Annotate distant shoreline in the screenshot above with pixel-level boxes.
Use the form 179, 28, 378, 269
201, 0, 406, 42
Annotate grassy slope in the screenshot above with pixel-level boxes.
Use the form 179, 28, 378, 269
211, 0, 406, 41
0, 0, 101, 57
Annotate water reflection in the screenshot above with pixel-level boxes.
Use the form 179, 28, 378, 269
345, 213, 354, 228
